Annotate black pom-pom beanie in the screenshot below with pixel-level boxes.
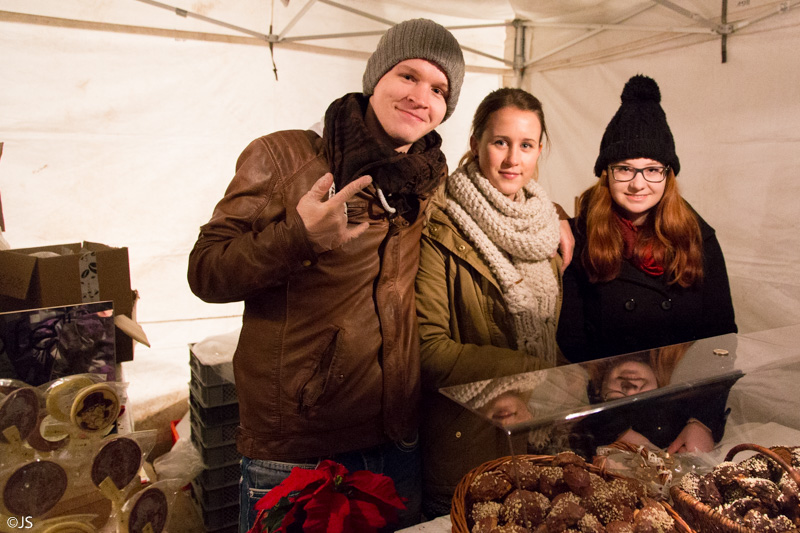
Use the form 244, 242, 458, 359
594, 74, 680, 177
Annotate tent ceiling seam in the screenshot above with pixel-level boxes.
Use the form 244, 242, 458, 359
522, 20, 715, 34
524, 3, 655, 68
133, 0, 271, 40
650, 0, 722, 31
0, 10, 509, 75
316, 0, 396, 26
733, 0, 800, 31
11, 0, 793, 76
530, 32, 714, 72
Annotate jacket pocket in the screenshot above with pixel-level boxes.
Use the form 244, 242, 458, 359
346, 198, 369, 218
297, 327, 342, 413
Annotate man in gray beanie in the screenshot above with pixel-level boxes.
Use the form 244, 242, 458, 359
188, 18, 464, 532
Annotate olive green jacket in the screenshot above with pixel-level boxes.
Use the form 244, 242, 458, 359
415, 206, 563, 505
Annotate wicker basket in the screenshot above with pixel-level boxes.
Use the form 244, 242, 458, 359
451, 453, 694, 533
669, 443, 800, 533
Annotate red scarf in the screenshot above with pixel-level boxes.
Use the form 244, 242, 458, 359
617, 216, 665, 277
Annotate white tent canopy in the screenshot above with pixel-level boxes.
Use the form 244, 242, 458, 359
2, 0, 799, 423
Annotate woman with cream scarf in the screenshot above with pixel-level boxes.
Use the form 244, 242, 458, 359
415, 88, 566, 517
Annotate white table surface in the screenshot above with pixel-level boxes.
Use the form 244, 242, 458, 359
398, 515, 452, 533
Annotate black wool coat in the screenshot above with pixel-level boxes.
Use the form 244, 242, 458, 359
557, 206, 738, 363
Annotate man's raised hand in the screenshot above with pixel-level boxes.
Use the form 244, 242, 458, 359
297, 173, 372, 253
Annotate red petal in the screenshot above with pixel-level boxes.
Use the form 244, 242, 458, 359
316, 459, 349, 480
346, 498, 391, 531
254, 467, 327, 510
347, 470, 406, 509
281, 504, 301, 530
302, 491, 349, 533
246, 509, 267, 533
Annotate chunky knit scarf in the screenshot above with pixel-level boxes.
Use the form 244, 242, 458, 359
324, 93, 447, 222
444, 161, 561, 366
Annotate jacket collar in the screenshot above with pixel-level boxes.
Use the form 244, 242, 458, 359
425, 208, 502, 292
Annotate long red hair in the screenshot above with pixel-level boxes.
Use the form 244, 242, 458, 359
577, 169, 703, 288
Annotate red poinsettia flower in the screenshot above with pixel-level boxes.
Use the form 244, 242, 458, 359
248, 460, 406, 533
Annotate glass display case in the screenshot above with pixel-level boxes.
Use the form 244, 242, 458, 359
439, 325, 800, 466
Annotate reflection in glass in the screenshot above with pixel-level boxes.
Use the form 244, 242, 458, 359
0, 301, 116, 386
573, 341, 741, 457
440, 335, 744, 458
600, 359, 659, 401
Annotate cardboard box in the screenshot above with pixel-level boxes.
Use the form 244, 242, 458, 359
0, 241, 142, 362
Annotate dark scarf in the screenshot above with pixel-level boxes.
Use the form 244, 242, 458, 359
616, 215, 665, 277
323, 93, 447, 222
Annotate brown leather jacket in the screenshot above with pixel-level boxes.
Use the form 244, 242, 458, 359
188, 129, 438, 461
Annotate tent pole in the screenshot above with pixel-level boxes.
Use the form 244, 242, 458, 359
721, 0, 728, 63
511, 19, 525, 88
650, 0, 723, 32
277, 0, 319, 41
317, 0, 396, 26
731, 0, 800, 31
132, 0, 271, 40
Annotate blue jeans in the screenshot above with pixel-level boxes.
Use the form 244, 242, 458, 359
239, 437, 421, 533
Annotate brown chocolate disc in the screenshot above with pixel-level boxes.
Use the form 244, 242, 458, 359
0, 387, 39, 442
126, 486, 168, 533
91, 436, 142, 490
3, 460, 68, 517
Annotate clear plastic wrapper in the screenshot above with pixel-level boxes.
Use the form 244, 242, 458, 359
40, 382, 129, 450
0, 458, 69, 518
78, 430, 158, 503
0, 383, 42, 468
152, 435, 204, 487
41, 373, 109, 424
594, 442, 717, 499
30, 514, 98, 533
114, 479, 182, 533
189, 329, 239, 384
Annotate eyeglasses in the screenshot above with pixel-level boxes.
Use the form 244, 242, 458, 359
602, 377, 655, 401
609, 165, 669, 183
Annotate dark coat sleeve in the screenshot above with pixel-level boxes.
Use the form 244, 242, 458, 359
697, 227, 738, 338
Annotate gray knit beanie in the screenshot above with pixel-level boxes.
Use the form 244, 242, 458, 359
362, 18, 465, 122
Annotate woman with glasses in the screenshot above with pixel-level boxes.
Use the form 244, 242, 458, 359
557, 74, 737, 364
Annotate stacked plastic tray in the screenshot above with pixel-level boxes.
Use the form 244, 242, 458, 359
189, 344, 241, 533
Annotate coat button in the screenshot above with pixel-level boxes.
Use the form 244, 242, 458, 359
301, 259, 312, 267
661, 299, 672, 310
455, 431, 462, 438
457, 244, 466, 252
624, 299, 636, 311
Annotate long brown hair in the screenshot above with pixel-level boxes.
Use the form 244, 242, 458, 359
577, 168, 703, 288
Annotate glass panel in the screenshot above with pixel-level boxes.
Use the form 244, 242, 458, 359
439, 327, 800, 459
